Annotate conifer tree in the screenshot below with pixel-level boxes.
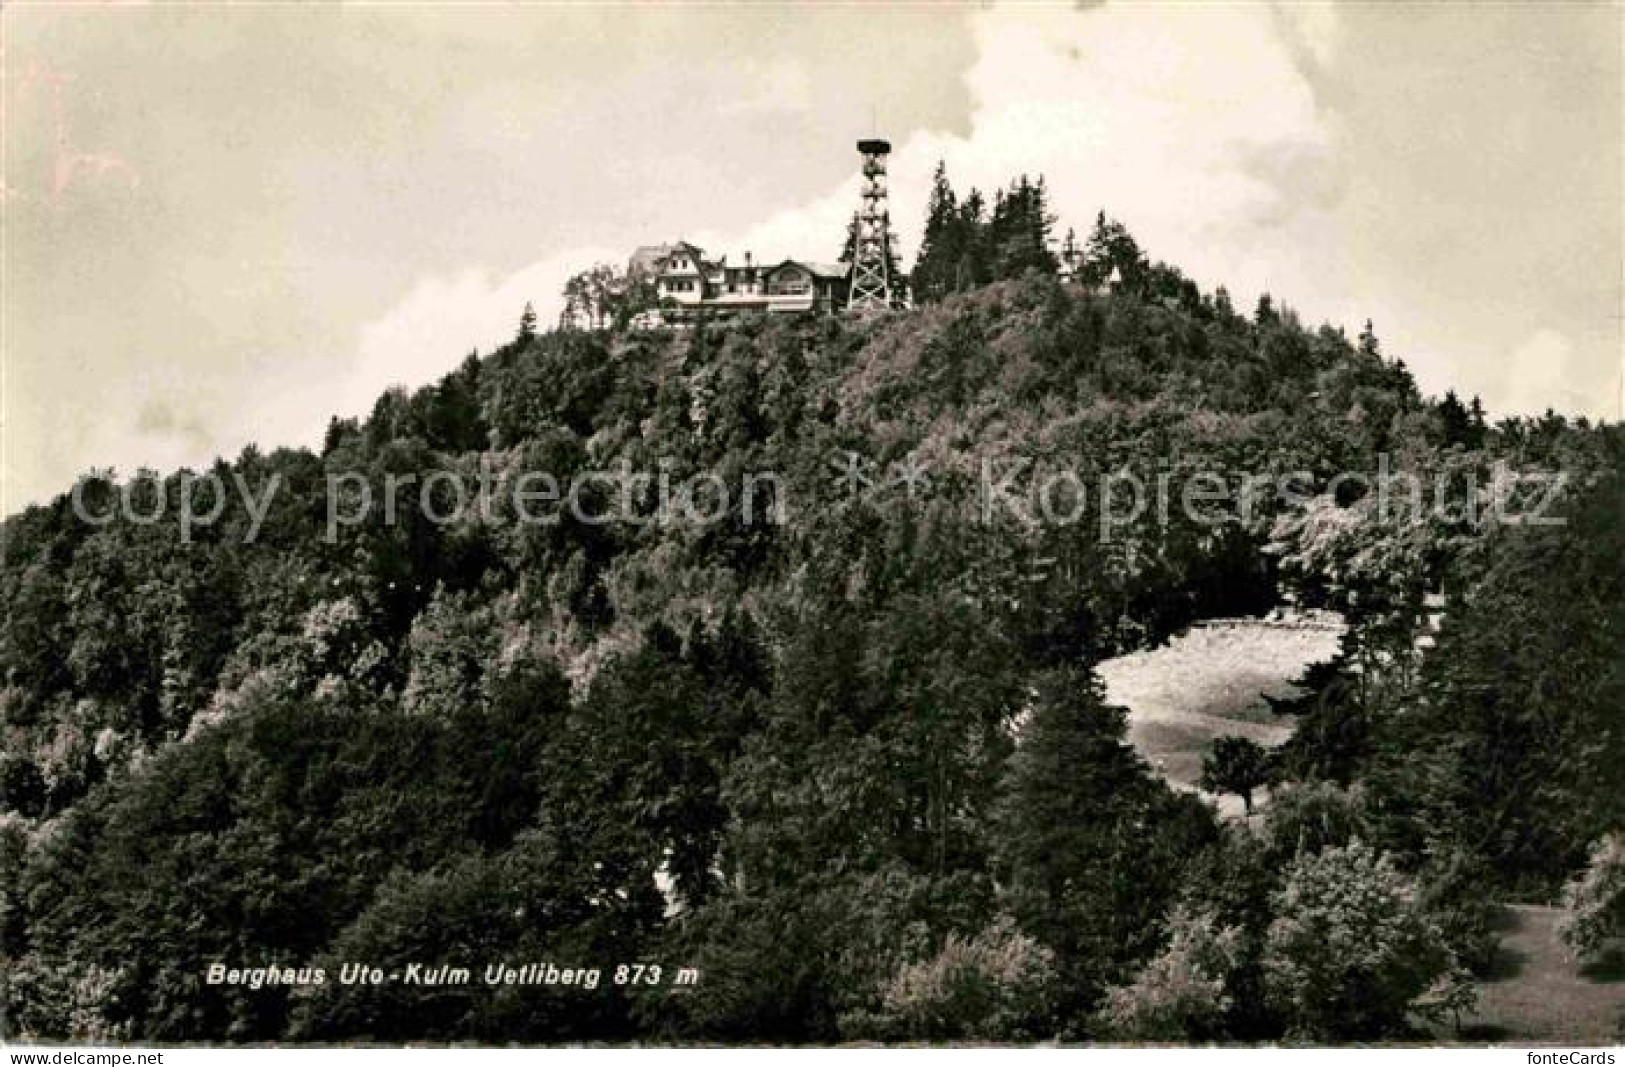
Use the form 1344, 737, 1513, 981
1060, 226, 1081, 278
839, 213, 859, 265
996, 668, 1213, 1017
1358, 319, 1380, 357
1467, 395, 1488, 447
912, 161, 961, 302
1027, 175, 1060, 275
954, 188, 991, 291
988, 176, 1057, 279
1438, 390, 1474, 448
1082, 211, 1144, 290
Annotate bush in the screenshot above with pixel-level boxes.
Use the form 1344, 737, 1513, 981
1263, 840, 1454, 1040
1558, 832, 1625, 959
1262, 780, 1369, 860
858, 916, 1056, 1042
1097, 907, 1243, 1042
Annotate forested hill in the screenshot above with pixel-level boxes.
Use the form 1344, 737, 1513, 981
2, 250, 1622, 1042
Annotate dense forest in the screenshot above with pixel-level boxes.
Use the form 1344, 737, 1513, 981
2, 176, 1621, 1043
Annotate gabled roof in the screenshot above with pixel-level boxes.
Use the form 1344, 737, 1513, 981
764, 258, 847, 280
656, 241, 713, 275
804, 262, 849, 279
632, 243, 844, 284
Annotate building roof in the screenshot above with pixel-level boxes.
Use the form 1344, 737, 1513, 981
764, 258, 848, 280
634, 243, 846, 285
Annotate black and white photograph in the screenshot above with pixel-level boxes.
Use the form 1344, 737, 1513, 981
1, 0, 1621, 1054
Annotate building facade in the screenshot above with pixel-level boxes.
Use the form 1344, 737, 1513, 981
627, 241, 849, 326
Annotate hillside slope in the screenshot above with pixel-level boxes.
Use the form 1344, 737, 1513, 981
2, 266, 1621, 1044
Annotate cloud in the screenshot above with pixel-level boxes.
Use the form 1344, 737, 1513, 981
940, 3, 1339, 301
135, 399, 211, 451
1497, 328, 1620, 420
282, 0, 1619, 457
366, 0, 1342, 347
1267, 2, 1340, 99
318, 0, 1351, 493
717, 59, 815, 117
343, 247, 620, 412
9, 1, 1613, 520
229, 247, 623, 463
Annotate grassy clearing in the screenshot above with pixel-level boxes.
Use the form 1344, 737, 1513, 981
1097, 613, 1343, 814
1449, 905, 1624, 1045
1099, 617, 1624, 1043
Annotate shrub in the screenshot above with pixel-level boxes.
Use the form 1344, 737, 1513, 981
1097, 907, 1243, 1041
1558, 832, 1625, 959
1263, 840, 1453, 1040
861, 915, 1056, 1042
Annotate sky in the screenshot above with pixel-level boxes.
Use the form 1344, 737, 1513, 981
3, 1, 1621, 514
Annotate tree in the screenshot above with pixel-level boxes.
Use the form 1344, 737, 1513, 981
516, 301, 538, 343
1059, 226, 1081, 279
1357, 318, 1380, 357
1370, 470, 1625, 892
291, 834, 649, 1042
954, 188, 991, 291
560, 274, 590, 330
1412, 962, 1479, 1037
560, 264, 629, 330
911, 161, 962, 302
400, 587, 497, 719
988, 175, 1058, 280
1255, 293, 1279, 326
995, 668, 1215, 1020
1263, 841, 1453, 1041
1081, 211, 1144, 291
1263, 780, 1369, 859
1437, 389, 1474, 448
838, 212, 860, 267
1201, 736, 1272, 816
1, 754, 47, 818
